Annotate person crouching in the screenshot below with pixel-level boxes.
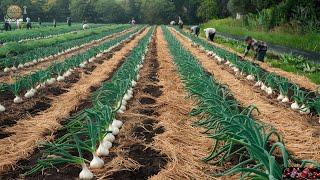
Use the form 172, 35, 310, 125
241, 36, 268, 62
190, 25, 200, 37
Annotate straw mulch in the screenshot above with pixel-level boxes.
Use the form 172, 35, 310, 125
0, 28, 150, 173
171, 28, 320, 163
0, 27, 136, 84
149, 27, 230, 180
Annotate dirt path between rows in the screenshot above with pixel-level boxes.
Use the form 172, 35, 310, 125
171, 28, 320, 163
0, 27, 135, 84
148, 27, 224, 180
196, 33, 319, 91
0, 28, 150, 173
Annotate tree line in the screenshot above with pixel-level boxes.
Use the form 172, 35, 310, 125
0, 0, 319, 27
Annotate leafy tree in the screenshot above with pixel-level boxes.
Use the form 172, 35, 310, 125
197, 0, 218, 21
94, 0, 128, 23
140, 0, 175, 24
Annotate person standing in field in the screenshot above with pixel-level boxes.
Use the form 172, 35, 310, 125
241, 36, 268, 62
4, 19, 11, 31
26, 17, 32, 29
38, 17, 42, 26
67, 17, 72, 26
131, 18, 136, 25
53, 18, 57, 27
16, 20, 20, 29
190, 25, 200, 36
204, 28, 216, 41
178, 16, 183, 29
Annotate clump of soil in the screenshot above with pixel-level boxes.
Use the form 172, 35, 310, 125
46, 86, 68, 96
108, 144, 168, 180
143, 85, 163, 97
0, 131, 14, 139
137, 108, 159, 116
139, 97, 156, 105
132, 118, 165, 143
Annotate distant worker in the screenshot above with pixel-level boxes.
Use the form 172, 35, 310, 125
190, 25, 200, 36
53, 18, 57, 27
67, 17, 72, 26
4, 19, 11, 31
170, 21, 176, 26
83, 19, 89, 30
241, 36, 268, 62
131, 18, 136, 25
26, 17, 32, 29
38, 17, 42, 26
16, 19, 21, 29
204, 28, 216, 42
178, 16, 183, 29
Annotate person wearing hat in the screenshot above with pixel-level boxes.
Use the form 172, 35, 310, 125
241, 36, 268, 62
190, 25, 200, 36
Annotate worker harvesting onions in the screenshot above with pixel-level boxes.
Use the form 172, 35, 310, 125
241, 36, 268, 62
204, 28, 216, 42
190, 25, 200, 37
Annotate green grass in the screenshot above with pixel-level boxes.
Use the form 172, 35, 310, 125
198, 27, 320, 84
200, 18, 320, 53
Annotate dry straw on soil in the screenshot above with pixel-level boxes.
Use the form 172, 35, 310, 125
0, 28, 150, 173
0, 27, 136, 84
171, 28, 320, 163
149, 27, 227, 180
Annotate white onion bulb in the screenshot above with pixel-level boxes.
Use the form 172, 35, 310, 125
0, 104, 5, 112
281, 96, 289, 103
277, 94, 284, 101
112, 119, 123, 129
90, 153, 104, 169
57, 76, 65, 82
79, 163, 94, 180
291, 101, 299, 110
299, 104, 310, 115
96, 143, 110, 156
103, 133, 115, 143
14, 96, 23, 103
108, 125, 120, 135
254, 81, 262, 87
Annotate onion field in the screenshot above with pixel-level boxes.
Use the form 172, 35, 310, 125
0, 25, 319, 180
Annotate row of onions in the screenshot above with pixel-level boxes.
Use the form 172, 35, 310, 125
162, 26, 319, 179
0, 24, 104, 44
0, 26, 146, 112
0, 25, 121, 59
0, 24, 132, 72
26, 27, 154, 180
172, 27, 320, 123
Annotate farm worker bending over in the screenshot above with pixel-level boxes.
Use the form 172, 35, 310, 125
241, 36, 268, 62
170, 21, 176, 26
190, 25, 200, 37
83, 19, 89, 30
178, 16, 183, 29
204, 28, 216, 42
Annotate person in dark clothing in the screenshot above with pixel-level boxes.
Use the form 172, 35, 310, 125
4, 20, 11, 31
190, 25, 200, 36
241, 36, 268, 62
